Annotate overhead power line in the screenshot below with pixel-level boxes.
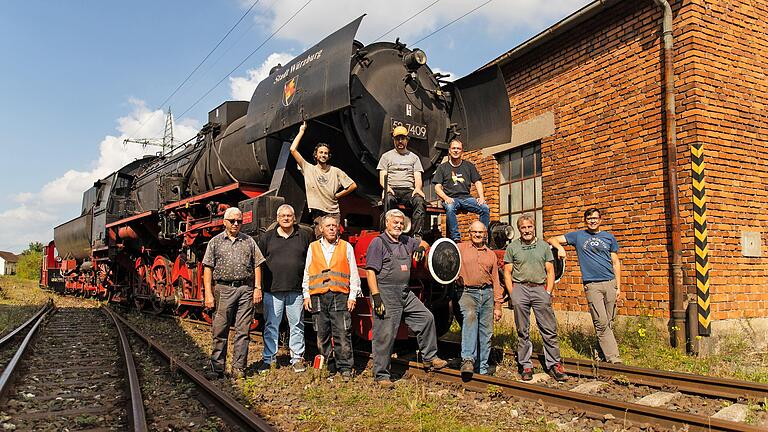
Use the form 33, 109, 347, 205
176, 0, 315, 119
374, 0, 443, 42
128, 0, 262, 138
415, 0, 495, 45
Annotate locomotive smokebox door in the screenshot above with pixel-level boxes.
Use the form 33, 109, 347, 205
428, 238, 461, 285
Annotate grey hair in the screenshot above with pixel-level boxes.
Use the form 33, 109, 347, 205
319, 215, 338, 226
385, 209, 406, 222
516, 213, 535, 229
276, 204, 295, 217
223, 207, 242, 219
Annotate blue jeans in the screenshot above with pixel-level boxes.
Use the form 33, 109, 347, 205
262, 291, 305, 365
443, 197, 490, 241
457, 286, 494, 374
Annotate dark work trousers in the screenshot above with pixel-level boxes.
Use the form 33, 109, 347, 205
511, 282, 561, 370
311, 291, 354, 373
372, 286, 439, 381
211, 283, 253, 373
385, 188, 426, 236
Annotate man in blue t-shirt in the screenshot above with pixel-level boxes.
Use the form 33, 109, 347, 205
548, 208, 623, 364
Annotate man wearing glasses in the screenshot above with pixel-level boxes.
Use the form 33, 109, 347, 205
455, 221, 504, 376
377, 126, 427, 239
202, 207, 265, 380
256, 204, 312, 373
548, 208, 622, 364
432, 139, 490, 242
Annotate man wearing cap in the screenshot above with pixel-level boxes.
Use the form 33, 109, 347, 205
503, 214, 567, 382
202, 207, 266, 380
377, 126, 427, 238
256, 204, 312, 373
455, 220, 504, 376
432, 139, 490, 242
290, 121, 357, 235
365, 209, 447, 387
302, 215, 360, 381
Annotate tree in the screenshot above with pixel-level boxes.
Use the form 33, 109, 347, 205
16, 242, 44, 280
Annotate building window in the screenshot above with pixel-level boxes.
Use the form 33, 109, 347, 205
497, 142, 543, 238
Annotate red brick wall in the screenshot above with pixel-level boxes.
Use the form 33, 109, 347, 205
678, 0, 768, 319
467, 0, 768, 321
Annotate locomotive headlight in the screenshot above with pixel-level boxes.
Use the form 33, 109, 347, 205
404, 49, 427, 71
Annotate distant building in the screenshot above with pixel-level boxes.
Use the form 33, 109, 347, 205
0, 251, 19, 275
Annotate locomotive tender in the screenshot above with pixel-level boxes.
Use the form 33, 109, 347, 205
41, 17, 512, 338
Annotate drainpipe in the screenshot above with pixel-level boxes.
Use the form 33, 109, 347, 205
652, 0, 687, 349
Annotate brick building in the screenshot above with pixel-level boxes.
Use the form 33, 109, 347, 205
453, 0, 766, 342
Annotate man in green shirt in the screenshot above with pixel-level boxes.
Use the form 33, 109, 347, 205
503, 214, 567, 382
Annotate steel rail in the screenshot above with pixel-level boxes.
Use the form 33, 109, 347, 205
0, 301, 54, 401
102, 307, 148, 432
106, 307, 274, 432
0, 300, 52, 348
387, 356, 764, 432
539, 356, 768, 401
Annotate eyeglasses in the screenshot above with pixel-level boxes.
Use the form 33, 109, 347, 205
586, 217, 601, 221
225, 218, 242, 225
278, 214, 294, 219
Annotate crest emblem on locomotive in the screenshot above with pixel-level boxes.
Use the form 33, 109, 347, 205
283, 76, 298, 107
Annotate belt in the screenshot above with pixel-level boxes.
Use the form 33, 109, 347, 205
216, 279, 248, 287
463, 284, 491, 290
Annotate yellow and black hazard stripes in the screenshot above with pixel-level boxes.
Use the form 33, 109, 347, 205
692, 142, 711, 336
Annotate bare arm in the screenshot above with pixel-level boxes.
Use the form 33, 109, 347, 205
366, 269, 379, 296
545, 261, 555, 294
253, 266, 263, 304
474, 180, 486, 205
502, 263, 514, 299
434, 183, 453, 204
335, 181, 357, 200
289, 121, 308, 168
204, 266, 214, 308
611, 252, 621, 295
547, 235, 568, 259
413, 171, 425, 197
379, 170, 393, 194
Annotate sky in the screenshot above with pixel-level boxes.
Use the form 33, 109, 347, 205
0, 0, 592, 254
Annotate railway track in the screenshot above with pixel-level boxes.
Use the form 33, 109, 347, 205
0, 301, 273, 431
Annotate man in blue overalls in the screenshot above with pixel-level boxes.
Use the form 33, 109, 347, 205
365, 209, 448, 387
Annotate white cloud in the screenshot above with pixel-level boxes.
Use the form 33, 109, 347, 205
229, 52, 296, 100
249, 0, 592, 45
0, 100, 200, 253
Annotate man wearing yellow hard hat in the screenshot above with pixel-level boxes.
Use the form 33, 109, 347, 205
376, 126, 427, 239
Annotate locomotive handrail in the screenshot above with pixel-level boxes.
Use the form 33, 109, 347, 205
0, 299, 52, 348
0, 300, 54, 401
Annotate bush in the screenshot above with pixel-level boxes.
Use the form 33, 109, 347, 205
16, 251, 41, 280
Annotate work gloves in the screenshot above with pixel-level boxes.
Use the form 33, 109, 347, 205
372, 293, 385, 318
412, 245, 426, 261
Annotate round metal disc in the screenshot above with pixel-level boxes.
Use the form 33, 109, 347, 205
428, 238, 461, 285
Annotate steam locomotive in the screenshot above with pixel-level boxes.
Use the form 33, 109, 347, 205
40, 17, 512, 339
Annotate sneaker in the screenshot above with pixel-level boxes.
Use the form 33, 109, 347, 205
549, 363, 568, 382
375, 379, 394, 388
460, 359, 474, 375
256, 361, 271, 375
609, 358, 623, 365
292, 359, 306, 373
520, 368, 533, 381
230, 368, 245, 380
424, 357, 448, 370
340, 370, 353, 382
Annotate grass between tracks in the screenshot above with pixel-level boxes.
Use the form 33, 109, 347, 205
483, 313, 768, 384
0, 276, 51, 337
